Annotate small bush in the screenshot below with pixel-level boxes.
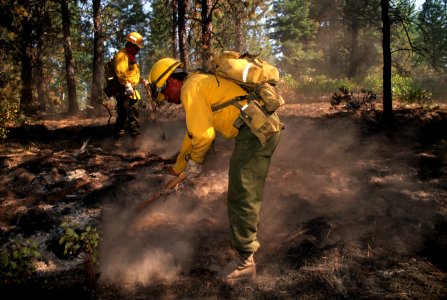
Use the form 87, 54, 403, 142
330, 87, 377, 112
59, 222, 101, 286
0, 101, 21, 140
0, 236, 40, 284
297, 75, 357, 98
392, 74, 432, 107
59, 222, 100, 263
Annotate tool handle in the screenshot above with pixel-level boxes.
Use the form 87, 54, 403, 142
141, 78, 166, 140
165, 172, 187, 189
135, 191, 162, 212
135, 172, 187, 212
143, 85, 156, 110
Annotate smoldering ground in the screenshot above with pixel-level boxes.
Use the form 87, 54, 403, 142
98, 111, 446, 289
99, 119, 232, 285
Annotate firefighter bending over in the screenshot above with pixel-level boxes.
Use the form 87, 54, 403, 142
147, 58, 282, 282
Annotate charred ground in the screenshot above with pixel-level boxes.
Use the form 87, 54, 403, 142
0, 102, 446, 299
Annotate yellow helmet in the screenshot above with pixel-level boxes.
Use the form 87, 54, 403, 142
126, 32, 143, 48
148, 58, 183, 101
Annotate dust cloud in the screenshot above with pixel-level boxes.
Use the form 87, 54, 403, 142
99, 118, 230, 285
99, 113, 437, 285
260, 115, 437, 258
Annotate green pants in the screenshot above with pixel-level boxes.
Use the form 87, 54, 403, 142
113, 95, 141, 140
227, 115, 281, 253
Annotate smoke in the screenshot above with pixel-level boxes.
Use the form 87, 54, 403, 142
139, 119, 185, 159
100, 110, 439, 285
99, 120, 231, 285
259, 114, 436, 258
99, 190, 201, 285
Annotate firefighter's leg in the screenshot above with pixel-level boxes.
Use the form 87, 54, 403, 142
127, 99, 141, 139
224, 124, 281, 281
113, 95, 130, 141
227, 125, 281, 253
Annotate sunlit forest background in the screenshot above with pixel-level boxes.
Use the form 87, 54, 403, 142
1, 0, 446, 137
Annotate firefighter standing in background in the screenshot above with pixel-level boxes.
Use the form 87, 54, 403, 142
113, 31, 147, 147
147, 58, 282, 282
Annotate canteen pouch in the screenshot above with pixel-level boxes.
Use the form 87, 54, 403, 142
256, 82, 285, 112
237, 100, 283, 145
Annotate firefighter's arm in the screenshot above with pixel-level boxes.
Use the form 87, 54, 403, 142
183, 87, 215, 164
115, 51, 140, 86
114, 52, 130, 86
172, 85, 214, 174
172, 132, 193, 174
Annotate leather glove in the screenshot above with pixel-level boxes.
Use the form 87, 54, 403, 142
141, 78, 149, 86
166, 165, 179, 176
124, 82, 134, 96
185, 159, 202, 178
163, 166, 180, 186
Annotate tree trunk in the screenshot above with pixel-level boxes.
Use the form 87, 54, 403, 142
171, 0, 179, 59
178, 0, 190, 71
233, 2, 246, 53
381, 0, 393, 121
201, 0, 213, 70
19, 3, 33, 114
35, 8, 48, 112
90, 0, 104, 116
36, 47, 47, 111
61, 0, 79, 115
347, 20, 359, 78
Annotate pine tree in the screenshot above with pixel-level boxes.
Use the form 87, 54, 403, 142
268, 0, 319, 77
418, 0, 447, 71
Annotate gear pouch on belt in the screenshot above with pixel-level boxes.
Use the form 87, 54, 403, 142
236, 100, 283, 145
103, 76, 123, 98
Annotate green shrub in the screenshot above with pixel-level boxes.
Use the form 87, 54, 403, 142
330, 87, 377, 112
0, 236, 40, 284
297, 75, 357, 97
363, 71, 383, 93
392, 74, 432, 106
59, 222, 101, 286
59, 222, 100, 264
0, 101, 21, 140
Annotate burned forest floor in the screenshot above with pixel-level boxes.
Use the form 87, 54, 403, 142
0, 100, 447, 299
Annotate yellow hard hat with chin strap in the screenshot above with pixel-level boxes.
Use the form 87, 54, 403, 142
148, 58, 183, 102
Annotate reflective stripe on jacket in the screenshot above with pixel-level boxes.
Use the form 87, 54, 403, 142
173, 73, 248, 174
114, 48, 141, 100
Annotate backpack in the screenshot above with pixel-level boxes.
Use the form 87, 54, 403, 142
210, 51, 285, 113
103, 57, 121, 97
210, 51, 285, 144
104, 58, 115, 83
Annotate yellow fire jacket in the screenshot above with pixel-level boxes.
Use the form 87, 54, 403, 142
172, 73, 248, 174
114, 48, 141, 100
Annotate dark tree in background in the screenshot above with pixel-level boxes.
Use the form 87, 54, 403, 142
178, 0, 190, 71
418, 0, 447, 71
61, 0, 79, 115
171, 0, 179, 59
201, 0, 213, 70
19, 0, 33, 114
90, 0, 104, 115
229, 1, 247, 52
381, 0, 393, 121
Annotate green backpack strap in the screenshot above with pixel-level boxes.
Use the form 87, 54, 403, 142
211, 95, 245, 112
211, 93, 261, 112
